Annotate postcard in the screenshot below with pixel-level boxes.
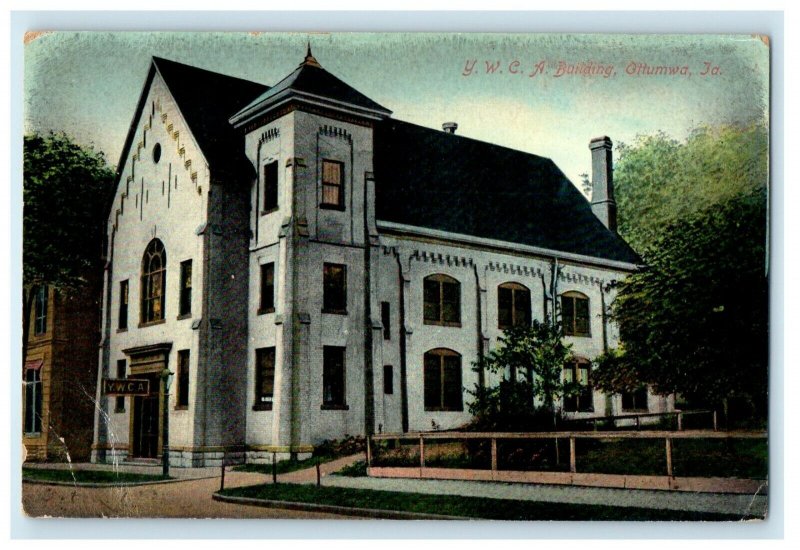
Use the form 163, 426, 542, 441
21, 31, 769, 521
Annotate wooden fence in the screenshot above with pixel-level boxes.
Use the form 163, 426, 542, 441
366, 429, 767, 493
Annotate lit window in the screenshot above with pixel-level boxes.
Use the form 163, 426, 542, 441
561, 291, 590, 337
423, 274, 461, 326
179, 260, 192, 317
141, 239, 166, 324
321, 159, 344, 208
498, 282, 531, 329
423, 349, 463, 411
255, 347, 275, 409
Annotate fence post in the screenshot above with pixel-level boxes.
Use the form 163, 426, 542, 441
272, 451, 277, 484
635, 416, 641, 430
491, 438, 498, 472
220, 460, 226, 491
419, 435, 425, 468
316, 460, 321, 487
366, 434, 372, 468
677, 412, 683, 431
569, 437, 576, 473
713, 410, 718, 431
665, 437, 673, 477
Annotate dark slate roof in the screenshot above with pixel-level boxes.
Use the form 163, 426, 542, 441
152, 57, 269, 177
374, 120, 641, 265
232, 59, 390, 122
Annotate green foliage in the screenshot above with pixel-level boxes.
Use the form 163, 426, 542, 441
614, 123, 768, 253
612, 189, 768, 410
468, 320, 574, 430
24, 132, 114, 291
592, 347, 641, 394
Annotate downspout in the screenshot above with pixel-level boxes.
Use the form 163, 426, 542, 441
394, 251, 409, 433
473, 263, 485, 390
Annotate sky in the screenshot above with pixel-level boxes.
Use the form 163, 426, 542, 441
24, 32, 769, 190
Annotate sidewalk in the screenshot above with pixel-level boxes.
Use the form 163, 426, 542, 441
319, 473, 767, 518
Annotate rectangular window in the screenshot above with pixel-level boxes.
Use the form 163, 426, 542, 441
562, 293, 591, 337
423, 275, 461, 326
263, 161, 278, 212
34, 285, 47, 336
383, 365, 393, 395
423, 350, 463, 411
118, 280, 129, 330
622, 386, 649, 411
563, 362, 593, 412
179, 260, 192, 317
498, 284, 531, 329
323, 263, 347, 313
322, 346, 346, 408
259, 262, 275, 314
381, 301, 391, 340
321, 159, 344, 208
255, 347, 276, 409
177, 350, 190, 408
24, 368, 42, 434
115, 359, 126, 413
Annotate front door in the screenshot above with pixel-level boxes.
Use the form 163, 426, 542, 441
132, 373, 160, 458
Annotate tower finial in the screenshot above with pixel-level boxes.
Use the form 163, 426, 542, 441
302, 41, 321, 68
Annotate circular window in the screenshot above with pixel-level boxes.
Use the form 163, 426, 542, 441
152, 143, 162, 164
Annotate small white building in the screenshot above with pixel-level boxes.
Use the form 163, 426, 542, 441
92, 49, 669, 468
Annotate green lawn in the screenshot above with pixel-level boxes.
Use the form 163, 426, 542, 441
218, 483, 759, 521
23, 467, 170, 484
372, 438, 767, 479
233, 455, 334, 475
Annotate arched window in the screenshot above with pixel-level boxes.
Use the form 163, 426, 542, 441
141, 239, 166, 324
423, 274, 461, 326
563, 358, 593, 412
498, 282, 531, 329
423, 348, 463, 411
561, 291, 590, 337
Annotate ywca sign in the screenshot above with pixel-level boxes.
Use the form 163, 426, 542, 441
102, 378, 150, 396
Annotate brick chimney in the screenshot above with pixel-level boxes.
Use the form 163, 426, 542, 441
442, 122, 458, 134
589, 136, 617, 232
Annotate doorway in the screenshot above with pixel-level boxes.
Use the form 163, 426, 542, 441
131, 372, 160, 458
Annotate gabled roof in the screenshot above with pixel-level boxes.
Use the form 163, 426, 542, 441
374, 120, 641, 266
230, 48, 391, 126
152, 57, 269, 177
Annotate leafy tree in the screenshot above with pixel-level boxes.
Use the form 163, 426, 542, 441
23, 132, 114, 361
469, 320, 575, 430
614, 123, 768, 253
606, 189, 768, 417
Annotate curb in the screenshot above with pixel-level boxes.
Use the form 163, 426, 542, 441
212, 492, 468, 520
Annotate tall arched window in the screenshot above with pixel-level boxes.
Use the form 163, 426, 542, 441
561, 291, 590, 337
423, 274, 461, 326
498, 282, 531, 329
141, 239, 166, 324
423, 348, 463, 411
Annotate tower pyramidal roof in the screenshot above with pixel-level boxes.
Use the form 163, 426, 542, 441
229, 44, 391, 126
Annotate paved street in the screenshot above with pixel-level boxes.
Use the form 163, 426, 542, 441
22, 459, 359, 519
22, 454, 767, 519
